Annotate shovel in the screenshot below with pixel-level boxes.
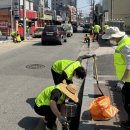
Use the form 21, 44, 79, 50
93, 56, 104, 96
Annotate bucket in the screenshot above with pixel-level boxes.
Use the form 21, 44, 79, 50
65, 103, 77, 117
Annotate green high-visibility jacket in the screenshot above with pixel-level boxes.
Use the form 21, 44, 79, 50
93, 25, 101, 33
114, 36, 130, 82
52, 59, 81, 80
16, 35, 21, 42
84, 34, 90, 39
11, 31, 17, 37
35, 85, 65, 107
103, 25, 109, 31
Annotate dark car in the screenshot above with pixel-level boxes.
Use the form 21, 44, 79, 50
72, 25, 77, 33
71, 22, 78, 33
83, 23, 92, 33
41, 25, 67, 45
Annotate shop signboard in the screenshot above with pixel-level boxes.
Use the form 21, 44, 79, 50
0, 20, 8, 28
0, 20, 8, 35
12, 0, 20, 20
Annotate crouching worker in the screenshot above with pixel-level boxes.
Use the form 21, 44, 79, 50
34, 83, 78, 130
84, 33, 90, 48
51, 55, 95, 85
16, 34, 21, 43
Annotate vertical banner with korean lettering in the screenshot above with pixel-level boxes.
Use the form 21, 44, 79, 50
12, 0, 20, 20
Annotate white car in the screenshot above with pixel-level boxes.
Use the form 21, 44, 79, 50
61, 23, 73, 37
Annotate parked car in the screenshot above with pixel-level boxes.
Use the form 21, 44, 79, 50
80, 23, 84, 27
61, 23, 73, 37
72, 25, 77, 33
71, 22, 78, 33
41, 25, 67, 45
33, 27, 44, 38
83, 23, 92, 33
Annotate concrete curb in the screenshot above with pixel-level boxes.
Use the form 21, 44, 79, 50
78, 41, 99, 130
79, 58, 96, 130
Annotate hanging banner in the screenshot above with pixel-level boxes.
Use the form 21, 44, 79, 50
12, 0, 20, 19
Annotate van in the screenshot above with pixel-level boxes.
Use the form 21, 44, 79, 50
61, 23, 73, 37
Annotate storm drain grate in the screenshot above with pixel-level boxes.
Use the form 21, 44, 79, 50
26, 64, 45, 69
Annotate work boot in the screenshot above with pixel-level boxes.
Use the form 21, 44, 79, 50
121, 121, 130, 129
45, 126, 51, 130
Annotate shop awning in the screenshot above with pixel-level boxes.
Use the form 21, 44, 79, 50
40, 14, 52, 20
20, 9, 37, 19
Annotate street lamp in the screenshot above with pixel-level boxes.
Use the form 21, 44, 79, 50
93, 0, 95, 25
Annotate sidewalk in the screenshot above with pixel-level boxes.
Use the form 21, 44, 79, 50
79, 40, 127, 130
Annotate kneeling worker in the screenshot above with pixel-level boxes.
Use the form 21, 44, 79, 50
16, 33, 21, 43
51, 55, 95, 85
34, 83, 78, 130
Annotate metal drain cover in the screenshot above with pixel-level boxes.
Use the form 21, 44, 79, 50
26, 64, 45, 69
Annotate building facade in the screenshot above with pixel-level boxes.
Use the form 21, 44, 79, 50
51, 0, 76, 22
0, 0, 38, 36
102, 0, 130, 31
51, 0, 76, 12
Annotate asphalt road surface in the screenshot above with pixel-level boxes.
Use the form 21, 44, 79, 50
0, 33, 85, 130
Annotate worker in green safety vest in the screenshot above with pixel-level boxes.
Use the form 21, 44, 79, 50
51, 55, 95, 85
102, 26, 130, 129
34, 83, 78, 130
84, 33, 90, 48
103, 23, 109, 34
93, 24, 101, 42
11, 31, 17, 42
16, 33, 21, 43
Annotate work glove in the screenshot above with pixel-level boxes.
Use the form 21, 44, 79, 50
58, 116, 67, 125
115, 80, 124, 92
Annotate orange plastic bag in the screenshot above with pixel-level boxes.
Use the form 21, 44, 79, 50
89, 96, 119, 120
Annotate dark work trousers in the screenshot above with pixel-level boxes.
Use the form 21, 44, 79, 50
51, 68, 61, 85
93, 32, 99, 42
85, 38, 90, 48
122, 82, 130, 121
68, 103, 81, 130
51, 68, 72, 85
34, 103, 60, 129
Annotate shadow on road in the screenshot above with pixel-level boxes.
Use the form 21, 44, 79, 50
32, 42, 61, 46
18, 116, 40, 130
26, 97, 35, 109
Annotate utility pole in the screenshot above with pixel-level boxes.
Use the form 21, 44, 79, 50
93, 0, 95, 25
23, 0, 26, 40
111, 0, 113, 20
10, 0, 13, 32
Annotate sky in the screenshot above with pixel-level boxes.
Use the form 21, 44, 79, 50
48, 0, 101, 16
77, 0, 101, 16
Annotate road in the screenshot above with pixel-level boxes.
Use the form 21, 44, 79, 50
0, 33, 85, 130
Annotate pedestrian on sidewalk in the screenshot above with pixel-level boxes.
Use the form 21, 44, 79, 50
51, 55, 95, 85
102, 26, 130, 129
34, 83, 78, 130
